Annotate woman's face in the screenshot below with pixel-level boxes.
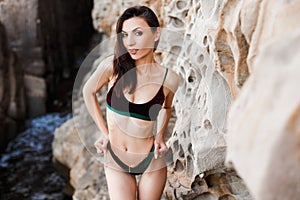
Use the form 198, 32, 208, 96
121, 17, 159, 61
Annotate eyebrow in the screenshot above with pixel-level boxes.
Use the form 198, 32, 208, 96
121, 27, 143, 33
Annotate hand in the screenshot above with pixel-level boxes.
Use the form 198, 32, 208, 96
154, 136, 168, 159
94, 135, 108, 156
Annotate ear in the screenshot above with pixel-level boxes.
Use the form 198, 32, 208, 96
154, 27, 161, 42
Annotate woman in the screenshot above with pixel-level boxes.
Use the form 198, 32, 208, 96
83, 5, 180, 200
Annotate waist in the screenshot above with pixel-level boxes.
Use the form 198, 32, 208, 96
108, 132, 155, 154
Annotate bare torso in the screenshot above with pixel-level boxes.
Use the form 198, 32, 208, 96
106, 66, 168, 153
83, 55, 179, 171
105, 64, 170, 168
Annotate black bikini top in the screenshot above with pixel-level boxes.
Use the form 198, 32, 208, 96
106, 68, 168, 121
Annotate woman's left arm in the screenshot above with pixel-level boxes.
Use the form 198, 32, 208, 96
154, 70, 180, 159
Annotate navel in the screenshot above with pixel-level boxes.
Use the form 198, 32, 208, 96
124, 146, 128, 152
115, 144, 128, 152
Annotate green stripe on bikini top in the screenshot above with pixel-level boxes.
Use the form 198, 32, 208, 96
106, 103, 152, 121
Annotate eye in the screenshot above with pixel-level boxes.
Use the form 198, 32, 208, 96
121, 32, 128, 38
135, 31, 143, 36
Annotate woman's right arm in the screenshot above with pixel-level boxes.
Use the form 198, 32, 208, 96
82, 56, 114, 139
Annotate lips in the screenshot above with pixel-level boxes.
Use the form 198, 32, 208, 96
128, 49, 139, 55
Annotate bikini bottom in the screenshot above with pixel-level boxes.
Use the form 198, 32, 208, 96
107, 141, 154, 176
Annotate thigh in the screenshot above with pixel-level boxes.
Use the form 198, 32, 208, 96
104, 165, 137, 200
137, 166, 167, 200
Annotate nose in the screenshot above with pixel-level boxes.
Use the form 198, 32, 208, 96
124, 34, 136, 47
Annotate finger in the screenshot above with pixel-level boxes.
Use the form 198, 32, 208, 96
94, 141, 101, 148
158, 146, 168, 158
96, 149, 104, 156
158, 150, 165, 158
159, 147, 166, 152
154, 143, 159, 159
102, 143, 108, 152
159, 144, 167, 151
97, 149, 102, 153
95, 144, 100, 150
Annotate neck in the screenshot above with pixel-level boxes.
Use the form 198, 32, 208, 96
135, 51, 156, 67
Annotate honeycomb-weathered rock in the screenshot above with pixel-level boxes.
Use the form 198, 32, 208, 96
160, 1, 248, 199
92, 0, 162, 35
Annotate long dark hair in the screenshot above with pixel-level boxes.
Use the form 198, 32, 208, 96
113, 5, 160, 94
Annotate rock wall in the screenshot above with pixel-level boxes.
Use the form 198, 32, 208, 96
159, 1, 245, 199
0, 21, 26, 152
0, 0, 46, 118
226, 0, 300, 199
0, 0, 95, 151
0, 0, 94, 117
53, 0, 300, 199
38, 0, 94, 92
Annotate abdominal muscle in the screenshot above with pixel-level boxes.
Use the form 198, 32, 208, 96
106, 109, 158, 169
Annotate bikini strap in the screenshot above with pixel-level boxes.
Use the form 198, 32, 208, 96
162, 68, 168, 85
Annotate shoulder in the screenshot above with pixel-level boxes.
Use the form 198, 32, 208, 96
164, 67, 181, 93
94, 55, 114, 78
97, 55, 114, 71
85, 55, 115, 85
